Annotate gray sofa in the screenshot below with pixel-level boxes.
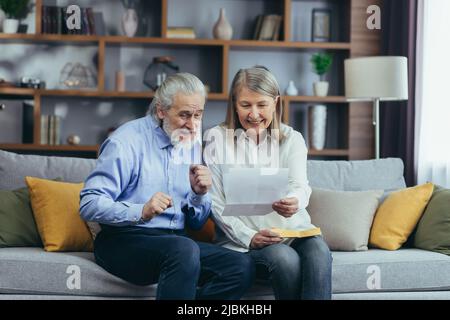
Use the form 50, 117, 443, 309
1, 149, 450, 300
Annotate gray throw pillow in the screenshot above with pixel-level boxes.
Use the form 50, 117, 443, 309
307, 188, 384, 251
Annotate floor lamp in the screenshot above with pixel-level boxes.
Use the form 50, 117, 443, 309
344, 56, 409, 159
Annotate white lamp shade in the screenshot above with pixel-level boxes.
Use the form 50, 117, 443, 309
345, 56, 408, 101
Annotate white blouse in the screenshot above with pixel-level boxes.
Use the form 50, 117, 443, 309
204, 124, 316, 252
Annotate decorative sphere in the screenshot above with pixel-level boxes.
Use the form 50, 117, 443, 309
67, 134, 81, 145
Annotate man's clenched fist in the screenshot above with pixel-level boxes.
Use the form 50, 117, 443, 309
189, 165, 212, 195
141, 192, 173, 221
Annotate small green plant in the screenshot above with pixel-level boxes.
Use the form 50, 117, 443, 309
0, 0, 29, 19
311, 53, 333, 81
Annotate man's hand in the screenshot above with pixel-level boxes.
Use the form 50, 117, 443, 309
272, 197, 299, 218
142, 192, 173, 221
189, 165, 212, 195
250, 229, 283, 249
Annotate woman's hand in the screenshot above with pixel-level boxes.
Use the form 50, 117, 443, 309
272, 197, 299, 218
250, 229, 283, 249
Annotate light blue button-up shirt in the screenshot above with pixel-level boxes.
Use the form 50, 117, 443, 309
79, 115, 211, 230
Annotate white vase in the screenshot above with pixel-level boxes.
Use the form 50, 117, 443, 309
285, 80, 298, 96
122, 9, 138, 37
3, 19, 19, 34
213, 8, 233, 40
308, 105, 327, 150
0, 8, 5, 32
313, 81, 329, 96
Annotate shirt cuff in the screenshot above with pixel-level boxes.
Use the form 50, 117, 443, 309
123, 202, 145, 224
188, 190, 210, 207
240, 228, 258, 249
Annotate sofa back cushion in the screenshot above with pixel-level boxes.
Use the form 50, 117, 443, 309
0, 150, 95, 190
307, 158, 406, 192
1, 150, 405, 193
308, 188, 384, 251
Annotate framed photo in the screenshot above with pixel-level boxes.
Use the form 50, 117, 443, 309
311, 9, 331, 42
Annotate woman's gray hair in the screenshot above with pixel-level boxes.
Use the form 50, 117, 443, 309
148, 72, 207, 121
224, 65, 284, 140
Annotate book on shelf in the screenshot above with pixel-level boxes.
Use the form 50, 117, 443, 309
40, 115, 61, 145
253, 14, 282, 41
166, 27, 196, 39
41, 5, 99, 35
22, 102, 34, 144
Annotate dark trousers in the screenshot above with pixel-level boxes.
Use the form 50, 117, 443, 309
94, 225, 255, 300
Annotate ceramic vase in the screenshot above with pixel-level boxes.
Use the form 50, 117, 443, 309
122, 9, 138, 37
213, 8, 233, 40
285, 80, 298, 96
308, 105, 327, 150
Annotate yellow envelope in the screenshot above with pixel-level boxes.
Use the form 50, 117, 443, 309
270, 227, 322, 238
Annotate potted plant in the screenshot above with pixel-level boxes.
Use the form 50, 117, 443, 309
0, 0, 29, 34
311, 52, 333, 96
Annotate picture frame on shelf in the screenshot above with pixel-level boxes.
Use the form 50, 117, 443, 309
311, 9, 331, 42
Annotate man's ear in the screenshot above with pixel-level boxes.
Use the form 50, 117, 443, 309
156, 104, 165, 120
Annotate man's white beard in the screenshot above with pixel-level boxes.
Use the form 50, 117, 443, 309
162, 119, 197, 149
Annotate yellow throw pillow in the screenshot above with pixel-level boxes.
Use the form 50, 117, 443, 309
369, 183, 434, 250
25, 176, 93, 252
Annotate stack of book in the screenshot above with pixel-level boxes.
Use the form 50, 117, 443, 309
253, 14, 283, 41
40, 115, 61, 145
166, 27, 196, 39
41, 6, 105, 35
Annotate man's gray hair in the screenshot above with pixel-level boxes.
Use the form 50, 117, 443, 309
148, 72, 207, 121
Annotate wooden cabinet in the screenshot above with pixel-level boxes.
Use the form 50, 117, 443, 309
0, 0, 381, 159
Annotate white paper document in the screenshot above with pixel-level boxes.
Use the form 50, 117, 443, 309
222, 168, 289, 216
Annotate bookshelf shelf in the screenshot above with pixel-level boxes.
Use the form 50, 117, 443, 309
0, 88, 226, 100
0, 144, 99, 152
308, 149, 349, 157
0, 0, 382, 159
0, 33, 352, 51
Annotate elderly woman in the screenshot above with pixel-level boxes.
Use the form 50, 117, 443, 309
204, 66, 332, 300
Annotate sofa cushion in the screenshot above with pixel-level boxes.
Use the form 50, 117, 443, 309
0, 187, 43, 248
332, 248, 450, 293
308, 188, 383, 251
369, 183, 434, 250
26, 177, 93, 252
2, 247, 449, 298
0, 150, 95, 190
0, 247, 156, 297
307, 158, 406, 192
415, 186, 450, 255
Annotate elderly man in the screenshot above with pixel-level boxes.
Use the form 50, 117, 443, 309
80, 73, 254, 300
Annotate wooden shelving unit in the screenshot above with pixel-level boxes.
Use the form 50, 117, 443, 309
0, 143, 99, 152
0, 0, 382, 159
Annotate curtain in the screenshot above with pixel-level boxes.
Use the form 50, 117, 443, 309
415, 0, 450, 188
380, 0, 417, 186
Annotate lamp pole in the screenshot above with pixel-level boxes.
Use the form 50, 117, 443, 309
372, 98, 380, 159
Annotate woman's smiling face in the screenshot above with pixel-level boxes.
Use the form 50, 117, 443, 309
235, 86, 279, 134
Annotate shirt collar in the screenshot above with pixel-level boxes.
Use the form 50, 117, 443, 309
147, 116, 202, 150
148, 116, 172, 149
